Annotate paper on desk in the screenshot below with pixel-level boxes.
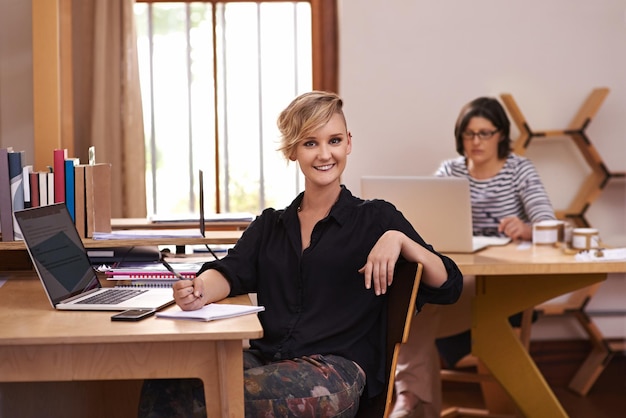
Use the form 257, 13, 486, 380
575, 248, 626, 262
92, 229, 203, 240
156, 304, 264, 321
150, 212, 255, 223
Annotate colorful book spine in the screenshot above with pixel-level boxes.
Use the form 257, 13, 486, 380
29, 172, 40, 208
64, 158, 79, 221
104, 261, 200, 281
84, 163, 112, 237
8, 151, 25, 240
74, 164, 86, 237
106, 272, 196, 280
0, 148, 14, 241
22, 165, 33, 208
117, 281, 177, 288
53, 148, 67, 203
38, 171, 47, 206
47, 171, 54, 207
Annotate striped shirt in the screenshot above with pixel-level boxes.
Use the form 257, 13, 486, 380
435, 154, 555, 237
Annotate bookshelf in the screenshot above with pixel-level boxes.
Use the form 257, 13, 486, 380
0, 233, 241, 271
0, 233, 242, 252
500, 88, 625, 227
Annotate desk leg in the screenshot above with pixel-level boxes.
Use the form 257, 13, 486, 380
207, 340, 245, 418
472, 273, 606, 418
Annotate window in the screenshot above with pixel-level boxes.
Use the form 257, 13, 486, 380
134, 0, 337, 217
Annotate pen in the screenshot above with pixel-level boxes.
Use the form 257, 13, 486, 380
161, 258, 185, 280
161, 259, 203, 299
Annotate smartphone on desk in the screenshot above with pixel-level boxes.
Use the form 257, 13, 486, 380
111, 309, 156, 322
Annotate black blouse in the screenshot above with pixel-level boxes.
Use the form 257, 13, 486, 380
197, 186, 463, 398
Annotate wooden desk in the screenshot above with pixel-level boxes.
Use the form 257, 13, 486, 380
447, 244, 626, 418
0, 274, 263, 418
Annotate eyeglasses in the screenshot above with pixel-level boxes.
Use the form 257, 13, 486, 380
462, 129, 499, 140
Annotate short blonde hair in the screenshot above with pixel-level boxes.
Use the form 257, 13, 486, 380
277, 91, 346, 160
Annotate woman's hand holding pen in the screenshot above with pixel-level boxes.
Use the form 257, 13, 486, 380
171, 268, 231, 311
498, 216, 532, 241
161, 259, 205, 310
172, 270, 232, 311
173, 278, 206, 310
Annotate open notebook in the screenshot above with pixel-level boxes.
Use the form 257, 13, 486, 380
360, 176, 510, 253
156, 304, 265, 322
14, 203, 174, 311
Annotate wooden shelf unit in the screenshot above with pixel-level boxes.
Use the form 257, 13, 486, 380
500, 88, 621, 227
0, 233, 242, 271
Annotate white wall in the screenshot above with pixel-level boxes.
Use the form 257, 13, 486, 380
339, 0, 626, 340
0, 0, 34, 161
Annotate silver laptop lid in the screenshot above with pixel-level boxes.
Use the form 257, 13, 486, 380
360, 176, 475, 253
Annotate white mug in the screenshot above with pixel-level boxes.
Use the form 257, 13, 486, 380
572, 228, 600, 250
533, 220, 563, 245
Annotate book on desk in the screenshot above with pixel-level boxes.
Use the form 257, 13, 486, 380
156, 303, 264, 322
105, 260, 205, 287
87, 245, 161, 264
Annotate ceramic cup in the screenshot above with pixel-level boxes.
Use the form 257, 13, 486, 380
532, 220, 563, 245
571, 227, 601, 250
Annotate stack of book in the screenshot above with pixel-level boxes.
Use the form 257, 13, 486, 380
105, 260, 205, 287
0, 147, 111, 241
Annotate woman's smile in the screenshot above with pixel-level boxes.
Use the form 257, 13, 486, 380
314, 163, 335, 171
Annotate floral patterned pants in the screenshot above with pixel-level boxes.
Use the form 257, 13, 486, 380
138, 351, 366, 418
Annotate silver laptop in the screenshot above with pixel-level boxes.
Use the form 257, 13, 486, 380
15, 203, 175, 311
360, 176, 510, 253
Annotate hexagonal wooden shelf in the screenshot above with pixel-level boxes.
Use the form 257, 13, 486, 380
500, 88, 624, 227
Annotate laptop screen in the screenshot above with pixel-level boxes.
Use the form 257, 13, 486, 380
15, 203, 100, 305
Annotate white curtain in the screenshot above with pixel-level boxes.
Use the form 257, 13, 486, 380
72, 0, 146, 218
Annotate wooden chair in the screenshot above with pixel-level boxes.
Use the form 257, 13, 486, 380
356, 261, 423, 418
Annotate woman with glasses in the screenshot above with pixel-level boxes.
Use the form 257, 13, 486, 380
390, 97, 555, 418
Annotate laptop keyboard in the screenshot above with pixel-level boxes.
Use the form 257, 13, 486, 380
79, 288, 147, 305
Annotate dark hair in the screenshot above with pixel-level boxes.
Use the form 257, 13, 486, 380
454, 97, 511, 159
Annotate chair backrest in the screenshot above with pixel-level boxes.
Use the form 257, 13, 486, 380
356, 261, 423, 418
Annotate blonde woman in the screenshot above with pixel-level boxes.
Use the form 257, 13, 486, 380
139, 91, 462, 418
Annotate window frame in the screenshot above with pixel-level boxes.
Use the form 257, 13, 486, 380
135, 0, 338, 93
135, 0, 338, 214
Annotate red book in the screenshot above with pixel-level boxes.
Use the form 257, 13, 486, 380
53, 148, 68, 203
29, 172, 40, 207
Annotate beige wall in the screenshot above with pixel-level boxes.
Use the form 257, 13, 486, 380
1, 0, 624, 340
0, 0, 34, 164
339, 0, 626, 340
